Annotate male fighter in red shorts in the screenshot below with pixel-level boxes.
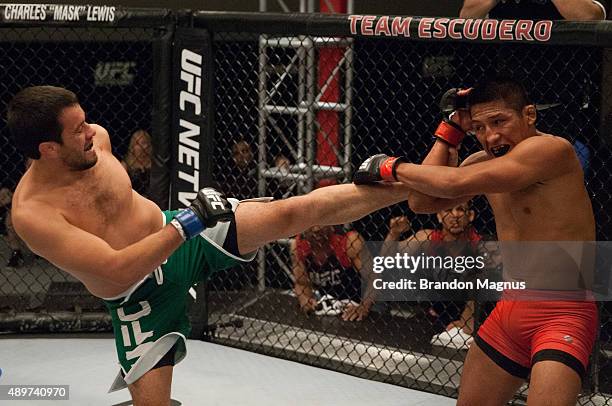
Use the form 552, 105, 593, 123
354, 78, 597, 405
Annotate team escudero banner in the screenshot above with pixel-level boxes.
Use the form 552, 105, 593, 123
190, 12, 612, 46
349, 15, 553, 42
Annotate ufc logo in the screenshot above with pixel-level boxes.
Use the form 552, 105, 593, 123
117, 301, 155, 361
203, 188, 226, 210
176, 48, 204, 208
180, 49, 202, 115
94, 61, 136, 86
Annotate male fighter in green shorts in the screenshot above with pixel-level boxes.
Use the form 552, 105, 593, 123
8, 86, 413, 406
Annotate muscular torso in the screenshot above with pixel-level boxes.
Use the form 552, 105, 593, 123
57, 151, 161, 247
13, 127, 162, 297
487, 171, 594, 242
482, 146, 595, 289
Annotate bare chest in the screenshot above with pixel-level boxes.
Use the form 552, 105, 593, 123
60, 157, 133, 232
490, 182, 547, 217
487, 176, 591, 240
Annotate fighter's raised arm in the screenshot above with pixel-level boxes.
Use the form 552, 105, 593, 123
12, 200, 184, 291
393, 135, 576, 198
353, 82, 579, 201
367, 88, 478, 214
12, 185, 234, 296
403, 89, 477, 213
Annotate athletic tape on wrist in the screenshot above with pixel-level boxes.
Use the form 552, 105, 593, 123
434, 120, 465, 147
173, 209, 204, 240
391, 157, 404, 181
170, 218, 187, 241
380, 157, 397, 181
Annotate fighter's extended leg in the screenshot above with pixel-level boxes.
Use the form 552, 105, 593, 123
235, 183, 413, 254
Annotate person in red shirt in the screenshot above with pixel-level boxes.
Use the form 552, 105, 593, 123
292, 225, 365, 316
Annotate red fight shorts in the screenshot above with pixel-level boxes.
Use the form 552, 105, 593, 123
475, 292, 598, 380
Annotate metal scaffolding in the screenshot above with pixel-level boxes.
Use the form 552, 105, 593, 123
255, 0, 355, 290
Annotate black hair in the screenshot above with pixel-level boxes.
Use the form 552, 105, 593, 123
7, 86, 79, 159
469, 77, 532, 113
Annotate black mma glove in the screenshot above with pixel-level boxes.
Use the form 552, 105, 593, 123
434, 87, 472, 147
353, 154, 406, 185
170, 187, 234, 240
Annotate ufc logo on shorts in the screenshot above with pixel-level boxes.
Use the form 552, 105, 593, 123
204, 188, 226, 210
117, 301, 155, 361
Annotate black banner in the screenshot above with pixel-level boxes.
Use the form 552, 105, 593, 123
0, 4, 172, 27
150, 23, 174, 210
170, 27, 214, 209
193, 11, 612, 46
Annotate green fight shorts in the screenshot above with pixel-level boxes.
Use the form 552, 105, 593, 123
103, 199, 256, 391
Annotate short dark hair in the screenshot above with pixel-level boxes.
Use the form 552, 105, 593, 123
468, 77, 532, 113
7, 86, 79, 159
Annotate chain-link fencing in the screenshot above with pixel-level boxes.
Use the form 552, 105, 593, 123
1, 9, 612, 404
0, 7, 173, 333
197, 14, 612, 403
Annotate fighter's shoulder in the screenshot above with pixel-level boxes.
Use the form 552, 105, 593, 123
515, 134, 575, 157
11, 196, 60, 234
92, 124, 112, 150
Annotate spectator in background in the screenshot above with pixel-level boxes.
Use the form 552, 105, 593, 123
291, 225, 366, 317
460, 0, 608, 20
384, 202, 482, 349
227, 139, 258, 200
121, 129, 152, 199
269, 154, 297, 200
274, 154, 290, 171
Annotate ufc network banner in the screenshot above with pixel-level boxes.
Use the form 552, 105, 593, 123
171, 28, 214, 209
